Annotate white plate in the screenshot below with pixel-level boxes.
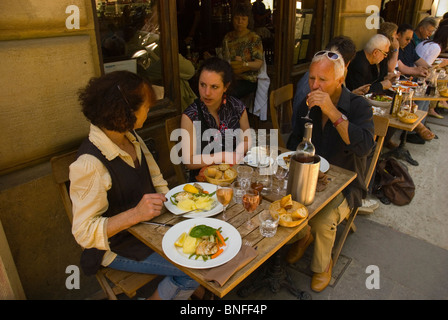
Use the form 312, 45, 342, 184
276, 151, 295, 169
162, 218, 242, 269
164, 183, 223, 218
244, 154, 274, 167
319, 156, 330, 173
277, 151, 330, 173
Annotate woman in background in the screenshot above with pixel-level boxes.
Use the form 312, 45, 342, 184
181, 57, 251, 181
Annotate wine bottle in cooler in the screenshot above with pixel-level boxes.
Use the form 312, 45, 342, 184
294, 122, 315, 163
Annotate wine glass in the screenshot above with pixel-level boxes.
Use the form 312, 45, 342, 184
242, 189, 260, 229
274, 165, 289, 195
216, 183, 233, 221
302, 100, 312, 122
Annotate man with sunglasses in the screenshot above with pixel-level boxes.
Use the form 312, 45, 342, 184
346, 34, 395, 94
286, 50, 375, 292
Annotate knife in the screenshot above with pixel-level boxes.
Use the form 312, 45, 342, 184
141, 221, 173, 227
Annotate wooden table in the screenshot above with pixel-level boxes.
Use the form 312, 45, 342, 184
382, 110, 427, 166
413, 93, 448, 101
128, 164, 356, 299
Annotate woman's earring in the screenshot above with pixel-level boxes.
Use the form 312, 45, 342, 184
222, 92, 227, 105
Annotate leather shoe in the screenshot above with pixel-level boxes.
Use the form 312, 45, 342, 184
311, 259, 333, 292
285, 227, 314, 264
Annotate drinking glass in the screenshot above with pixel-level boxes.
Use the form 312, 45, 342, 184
259, 210, 279, 237
232, 180, 245, 204
237, 165, 253, 190
242, 189, 260, 229
274, 165, 289, 195
216, 183, 233, 221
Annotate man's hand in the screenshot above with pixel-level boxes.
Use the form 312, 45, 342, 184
307, 89, 337, 116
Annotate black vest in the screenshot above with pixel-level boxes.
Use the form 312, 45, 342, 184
77, 134, 154, 275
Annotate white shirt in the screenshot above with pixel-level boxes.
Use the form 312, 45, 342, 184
415, 41, 441, 65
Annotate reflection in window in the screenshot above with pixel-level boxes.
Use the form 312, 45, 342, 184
95, 1, 163, 90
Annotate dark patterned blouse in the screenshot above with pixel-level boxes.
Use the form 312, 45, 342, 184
183, 96, 246, 153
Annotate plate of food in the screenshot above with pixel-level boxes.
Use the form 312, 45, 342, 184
276, 151, 330, 173
399, 80, 418, 87
365, 93, 393, 108
162, 217, 242, 269
390, 85, 412, 93
164, 183, 222, 218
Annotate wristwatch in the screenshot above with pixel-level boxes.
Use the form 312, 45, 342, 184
333, 114, 347, 127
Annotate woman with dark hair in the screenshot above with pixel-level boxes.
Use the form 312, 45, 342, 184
416, 25, 448, 67
181, 57, 251, 181
70, 71, 199, 300
222, 3, 263, 98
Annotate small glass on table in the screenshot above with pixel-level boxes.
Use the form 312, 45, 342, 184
231, 180, 245, 204
242, 189, 260, 229
259, 209, 279, 237
216, 183, 233, 221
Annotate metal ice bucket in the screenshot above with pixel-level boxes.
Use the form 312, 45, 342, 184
286, 155, 321, 205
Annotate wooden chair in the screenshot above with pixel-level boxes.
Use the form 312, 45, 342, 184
332, 115, 390, 266
50, 151, 157, 300
165, 115, 187, 184
270, 84, 293, 148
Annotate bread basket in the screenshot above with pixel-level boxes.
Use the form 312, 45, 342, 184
269, 199, 308, 227
398, 112, 418, 124
204, 164, 238, 185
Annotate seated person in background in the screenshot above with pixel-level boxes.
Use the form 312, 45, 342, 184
416, 25, 448, 119
286, 50, 375, 293
292, 35, 365, 128
413, 16, 438, 47
70, 71, 199, 300
396, 24, 435, 143
181, 57, 251, 182
378, 22, 400, 73
346, 34, 395, 94
396, 24, 431, 77
222, 3, 263, 98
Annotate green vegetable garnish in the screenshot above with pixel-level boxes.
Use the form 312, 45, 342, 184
189, 225, 217, 238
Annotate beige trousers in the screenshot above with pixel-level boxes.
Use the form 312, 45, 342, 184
290, 193, 351, 273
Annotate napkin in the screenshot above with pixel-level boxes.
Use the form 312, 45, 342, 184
202, 245, 258, 286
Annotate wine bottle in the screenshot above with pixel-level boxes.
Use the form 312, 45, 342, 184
294, 122, 315, 163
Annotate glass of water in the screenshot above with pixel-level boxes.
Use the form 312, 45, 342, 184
231, 180, 246, 204
259, 209, 279, 237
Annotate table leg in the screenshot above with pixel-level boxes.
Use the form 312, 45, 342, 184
236, 252, 312, 300
383, 130, 419, 166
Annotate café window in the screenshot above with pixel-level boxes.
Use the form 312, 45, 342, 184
95, 0, 165, 100
293, 1, 314, 65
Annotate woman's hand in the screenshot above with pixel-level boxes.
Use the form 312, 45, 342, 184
133, 193, 167, 222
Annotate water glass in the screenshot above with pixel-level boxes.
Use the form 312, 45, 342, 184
232, 181, 246, 204
259, 210, 279, 237
237, 165, 253, 190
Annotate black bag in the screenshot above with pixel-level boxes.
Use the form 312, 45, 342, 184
374, 158, 415, 206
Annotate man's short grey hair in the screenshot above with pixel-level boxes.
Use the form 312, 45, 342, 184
417, 16, 438, 29
311, 50, 346, 80
364, 34, 390, 54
